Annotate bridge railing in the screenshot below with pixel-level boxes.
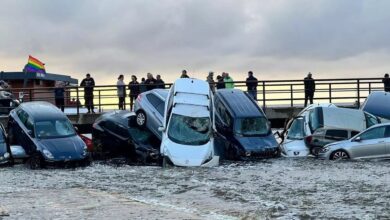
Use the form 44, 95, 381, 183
0, 77, 386, 115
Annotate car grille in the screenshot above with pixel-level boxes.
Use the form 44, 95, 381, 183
245, 148, 278, 159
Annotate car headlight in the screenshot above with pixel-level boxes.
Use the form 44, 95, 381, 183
42, 149, 54, 159
82, 145, 88, 156
321, 146, 330, 153
4, 152, 10, 159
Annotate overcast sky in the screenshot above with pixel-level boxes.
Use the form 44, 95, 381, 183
1, 0, 390, 84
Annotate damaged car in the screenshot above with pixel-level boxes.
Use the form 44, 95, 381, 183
134, 89, 168, 140
280, 103, 379, 157
361, 91, 390, 121
214, 89, 279, 160
159, 78, 219, 167
92, 110, 161, 164
319, 123, 390, 160
7, 101, 90, 169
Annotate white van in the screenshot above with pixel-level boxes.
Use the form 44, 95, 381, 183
159, 78, 219, 167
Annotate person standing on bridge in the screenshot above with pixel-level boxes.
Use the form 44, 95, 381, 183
181, 70, 189, 78
216, 75, 225, 90
206, 71, 215, 93
383, 73, 390, 92
128, 75, 140, 111
145, 73, 156, 91
117, 74, 126, 110
223, 72, 235, 89
80, 73, 95, 113
54, 81, 65, 112
304, 72, 315, 107
155, 74, 165, 89
246, 71, 258, 100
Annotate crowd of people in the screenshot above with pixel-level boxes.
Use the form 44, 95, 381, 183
51, 70, 390, 112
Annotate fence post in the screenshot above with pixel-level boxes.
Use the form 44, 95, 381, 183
262, 81, 266, 109
290, 84, 293, 107
329, 83, 332, 103
98, 90, 102, 113
76, 87, 80, 116
368, 82, 371, 94
357, 79, 360, 108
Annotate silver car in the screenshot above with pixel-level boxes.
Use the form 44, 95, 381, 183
133, 89, 168, 140
319, 123, 390, 160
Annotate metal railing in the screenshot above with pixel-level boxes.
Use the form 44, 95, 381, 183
0, 77, 386, 115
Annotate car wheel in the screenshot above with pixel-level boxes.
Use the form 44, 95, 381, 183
136, 110, 147, 127
310, 146, 322, 157
330, 150, 349, 160
28, 153, 44, 169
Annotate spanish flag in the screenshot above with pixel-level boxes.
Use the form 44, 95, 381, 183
24, 55, 46, 74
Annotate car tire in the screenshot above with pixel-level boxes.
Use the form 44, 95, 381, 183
136, 110, 147, 127
330, 150, 349, 160
28, 153, 44, 169
310, 146, 322, 157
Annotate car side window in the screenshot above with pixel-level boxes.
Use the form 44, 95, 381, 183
156, 102, 165, 116
359, 127, 386, 141
385, 126, 390, 138
325, 129, 348, 140
103, 120, 116, 132
17, 109, 28, 125
25, 116, 34, 132
215, 99, 232, 127
146, 94, 163, 108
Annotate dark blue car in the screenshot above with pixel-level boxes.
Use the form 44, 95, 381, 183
214, 89, 279, 160
8, 101, 90, 169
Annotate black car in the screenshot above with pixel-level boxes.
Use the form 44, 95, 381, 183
214, 89, 279, 160
92, 110, 160, 163
0, 123, 12, 165
8, 101, 90, 169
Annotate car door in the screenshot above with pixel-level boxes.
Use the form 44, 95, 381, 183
351, 126, 387, 159
214, 97, 233, 157
101, 120, 121, 154
384, 126, 390, 157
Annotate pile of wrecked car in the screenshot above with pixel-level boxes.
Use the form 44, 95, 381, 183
2, 80, 390, 169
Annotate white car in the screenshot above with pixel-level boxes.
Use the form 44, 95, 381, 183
159, 78, 219, 167
280, 103, 379, 157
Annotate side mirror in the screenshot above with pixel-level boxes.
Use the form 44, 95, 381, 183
158, 126, 165, 132
10, 145, 28, 159
354, 137, 361, 142
74, 126, 79, 133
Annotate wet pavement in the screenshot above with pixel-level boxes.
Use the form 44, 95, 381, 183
1, 158, 389, 219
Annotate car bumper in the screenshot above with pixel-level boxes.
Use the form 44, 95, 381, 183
44, 157, 91, 168
240, 147, 279, 159
201, 156, 219, 167
0, 152, 11, 164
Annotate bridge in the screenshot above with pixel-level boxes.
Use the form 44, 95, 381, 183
0, 77, 385, 129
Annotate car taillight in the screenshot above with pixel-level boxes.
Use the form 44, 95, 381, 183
137, 94, 142, 102
305, 135, 313, 144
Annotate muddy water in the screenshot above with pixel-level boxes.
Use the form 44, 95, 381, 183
1, 158, 389, 219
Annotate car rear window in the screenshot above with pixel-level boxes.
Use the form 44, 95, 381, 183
146, 94, 163, 108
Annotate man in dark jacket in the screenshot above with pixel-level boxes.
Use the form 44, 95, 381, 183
144, 73, 156, 91
80, 73, 95, 113
54, 81, 65, 112
128, 75, 139, 111
383, 73, 390, 92
180, 70, 189, 78
246, 71, 258, 100
155, 75, 165, 89
304, 72, 315, 107
216, 75, 225, 90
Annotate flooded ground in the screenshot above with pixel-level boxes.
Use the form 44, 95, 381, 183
1, 158, 389, 219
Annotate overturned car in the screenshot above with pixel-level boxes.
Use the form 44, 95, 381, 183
280, 104, 380, 157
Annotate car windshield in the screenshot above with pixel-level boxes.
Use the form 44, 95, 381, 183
35, 119, 75, 139
287, 118, 305, 140
168, 114, 211, 146
234, 117, 270, 136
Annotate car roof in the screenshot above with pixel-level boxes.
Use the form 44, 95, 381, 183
153, 89, 169, 99
361, 91, 390, 120
217, 89, 264, 118
99, 110, 134, 123
19, 101, 67, 121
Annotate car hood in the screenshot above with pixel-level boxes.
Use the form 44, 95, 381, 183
37, 136, 86, 160
161, 138, 214, 167
281, 139, 310, 157
236, 134, 278, 152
